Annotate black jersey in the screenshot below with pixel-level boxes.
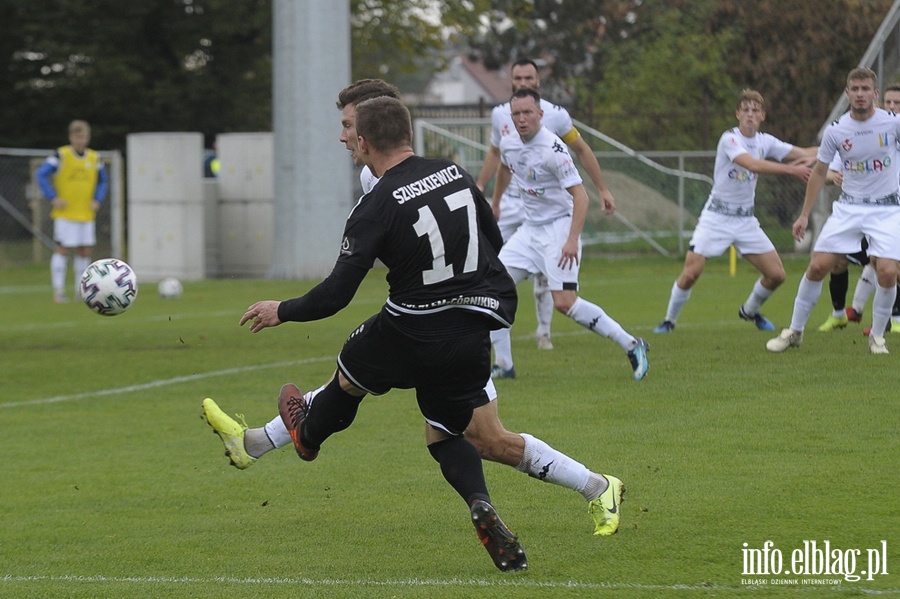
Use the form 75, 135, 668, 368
338, 156, 516, 330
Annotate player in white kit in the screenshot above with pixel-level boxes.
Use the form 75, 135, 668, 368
767, 67, 900, 355
817, 83, 900, 333
489, 87, 648, 381
653, 89, 817, 334
477, 59, 616, 355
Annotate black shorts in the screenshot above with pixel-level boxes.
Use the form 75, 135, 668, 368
846, 237, 870, 267
336, 310, 492, 436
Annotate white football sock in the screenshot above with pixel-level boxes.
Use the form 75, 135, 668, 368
533, 273, 553, 338
244, 427, 276, 458
489, 266, 529, 370
870, 284, 897, 337
664, 281, 692, 323
789, 276, 824, 332
262, 417, 291, 450
566, 296, 636, 351
490, 328, 514, 370
582, 472, 611, 502
51, 253, 68, 293
73, 255, 91, 286
516, 433, 591, 496
741, 278, 774, 316
851, 264, 877, 313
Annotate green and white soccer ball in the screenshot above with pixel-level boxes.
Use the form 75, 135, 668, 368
80, 258, 139, 316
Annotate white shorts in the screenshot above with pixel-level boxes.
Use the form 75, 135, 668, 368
688, 210, 775, 257
497, 192, 524, 243
53, 218, 96, 248
499, 216, 581, 291
814, 202, 900, 261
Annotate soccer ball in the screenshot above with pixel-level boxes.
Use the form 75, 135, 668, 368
80, 258, 138, 316
158, 277, 183, 299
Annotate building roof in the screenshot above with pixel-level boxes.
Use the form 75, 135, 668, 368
458, 54, 511, 103
415, 54, 511, 106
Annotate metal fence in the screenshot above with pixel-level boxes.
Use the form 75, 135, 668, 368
0, 148, 124, 268
0, 122, 834, 269
413, 117, 828, 257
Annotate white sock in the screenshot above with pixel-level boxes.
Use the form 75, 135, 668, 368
664, 281, 691, 323
516, 433, 591, 496
73, 256, 91, 297
582, 473, 610, 502
263, 416, 292, 449
566, 296, 636, 352
870, 284, 897, 337
244, 427, 276, 458
789, 276, 824, 332
490, 328, 514, 370
741, 278, 774, 316
533, 274, 553, 338
489, 266, 529, 370
51, 253, 68, 293
851, 264, 877, 313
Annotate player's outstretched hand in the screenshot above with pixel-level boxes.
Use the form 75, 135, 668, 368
240, 300, 283, 333
790, 164, 813, 183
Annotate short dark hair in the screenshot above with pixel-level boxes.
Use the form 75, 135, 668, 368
511, 87, 541, 105
336, 79, 400, 109
885, 83, 900, 94
847, 67, 877, 86
511, 58, 539, 72
355, 96, 412, 152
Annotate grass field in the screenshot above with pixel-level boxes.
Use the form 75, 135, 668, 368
1, 255, 897, 598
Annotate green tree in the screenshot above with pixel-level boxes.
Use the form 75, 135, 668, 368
580, 1, 738, 150
465, 0, 645, 81
462, 0, 893, 150
709, 0, 894, 146
350, 0, 486, 81
0, 0, 480, 150
1, 0, 272, 150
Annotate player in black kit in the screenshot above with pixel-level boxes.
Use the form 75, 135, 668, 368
202, 96, 526, 572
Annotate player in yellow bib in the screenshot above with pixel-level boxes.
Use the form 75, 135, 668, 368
36, 120, 109, 303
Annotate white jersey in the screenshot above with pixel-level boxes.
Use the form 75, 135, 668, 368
499, 126, 583, 225
828, 152, 842, 172
703, 128, 794, 217
819, 108, 900, 202
490, 99, 580, 237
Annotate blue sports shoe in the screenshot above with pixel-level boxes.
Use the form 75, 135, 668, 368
490, 365, 517, 379
739, 306, 775, 331
627, 338, 649, 381
653, 320, 675, 334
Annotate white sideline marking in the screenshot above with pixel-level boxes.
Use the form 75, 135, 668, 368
1, 318, 747, 410
0, 357, 334, 409
7, 310, 239, 332
2, 574, 896, 594
0, 284, 47, 294
0, 326, 585, 410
